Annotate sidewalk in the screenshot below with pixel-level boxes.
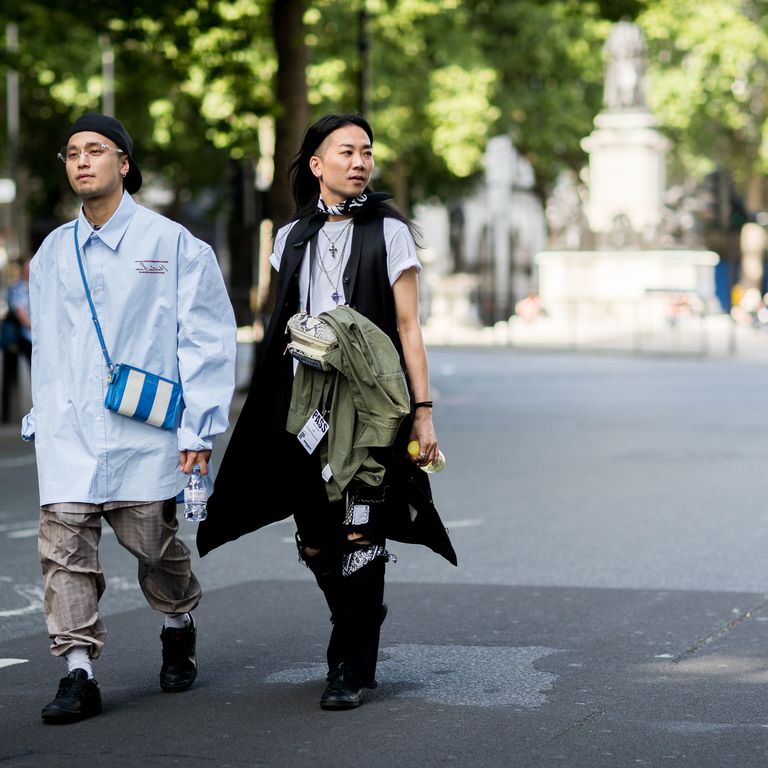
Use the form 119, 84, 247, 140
2, 317, 766, 437
423, 311, 768, 361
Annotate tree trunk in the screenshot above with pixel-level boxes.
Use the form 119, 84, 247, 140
259, 0, 309, 319
390, 155, 409, 215
270, 0, 308, 232
746, 171, 763, 213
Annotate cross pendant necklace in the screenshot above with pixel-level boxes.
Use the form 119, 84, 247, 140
317, 219, 354, 304
320, 219, 353, 259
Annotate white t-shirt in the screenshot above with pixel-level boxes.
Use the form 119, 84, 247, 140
270, 217, 422, 316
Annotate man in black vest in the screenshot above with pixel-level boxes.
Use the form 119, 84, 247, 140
197, 114, 456, 710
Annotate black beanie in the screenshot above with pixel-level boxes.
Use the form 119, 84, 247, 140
66, 113, 142, 194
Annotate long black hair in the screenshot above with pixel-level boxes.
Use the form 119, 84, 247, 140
287, 113, 422, 245
289, 113, 372, 212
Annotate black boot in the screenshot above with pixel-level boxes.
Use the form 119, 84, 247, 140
41, 669, 102, 724
320, 663, 364, 710
328, 599, 388, 685
301, 537, 388, 694
160, 615, 197, 692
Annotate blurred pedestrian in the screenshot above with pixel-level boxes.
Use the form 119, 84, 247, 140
27, 113, 237, 724
197, 113, 457, 710
1, 258, 32, 421
6, 257, 31, 361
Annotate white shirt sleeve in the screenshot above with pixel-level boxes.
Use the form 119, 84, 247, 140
384, 218, 422, 285
270, 221, 297, 272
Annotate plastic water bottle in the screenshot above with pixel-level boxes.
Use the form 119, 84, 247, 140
183, 465, 208, 522
407, 441, 446, 473
421, 450, 446, 474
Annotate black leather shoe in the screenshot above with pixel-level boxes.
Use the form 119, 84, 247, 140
320, 663, 363, 710
160, 615, 197, 692
41, 669, 102, 724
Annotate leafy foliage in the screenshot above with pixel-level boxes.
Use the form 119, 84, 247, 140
5, 0, 761, 250
639, 0, 768, 206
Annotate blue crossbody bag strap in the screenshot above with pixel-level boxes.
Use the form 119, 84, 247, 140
73, 221, 116, 377
71, 221, 184, 430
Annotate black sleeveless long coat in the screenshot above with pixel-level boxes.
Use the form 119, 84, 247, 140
196, 212, 457, 567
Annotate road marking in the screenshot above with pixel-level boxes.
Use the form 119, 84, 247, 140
7, 528, 37, 539
0, 455, 36, 469
0, 659, 28, 669
0, 521, 39, 533
106, 576, 140, 592
443, 518, 484, 528
0, 583, 43, 617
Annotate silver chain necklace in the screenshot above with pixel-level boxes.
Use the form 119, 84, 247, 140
319, 218, 353, 258
317, 220, 353, 303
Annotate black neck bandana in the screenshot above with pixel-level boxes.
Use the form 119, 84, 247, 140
317, 192, 390, 216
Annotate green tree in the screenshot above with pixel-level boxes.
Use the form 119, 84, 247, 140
468, 0, 611, 197
0, 0, 277, 320
0, 0, 652, 273
640, 0, 768, 211
303, 1, 636, 206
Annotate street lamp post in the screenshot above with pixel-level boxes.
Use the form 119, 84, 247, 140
6, 22, 19, 263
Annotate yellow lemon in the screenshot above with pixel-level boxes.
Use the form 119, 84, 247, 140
407, 440, 421, 457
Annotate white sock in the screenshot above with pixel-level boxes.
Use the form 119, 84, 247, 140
163, 612, 191, 630
65, 647, 93, 679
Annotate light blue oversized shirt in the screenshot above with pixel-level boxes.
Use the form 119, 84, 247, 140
24, 192, 237, 506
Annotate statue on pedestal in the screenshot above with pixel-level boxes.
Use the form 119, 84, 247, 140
603, 20, 648, 111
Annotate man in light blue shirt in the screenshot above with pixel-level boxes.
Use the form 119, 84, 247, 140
27, 113, 237, 724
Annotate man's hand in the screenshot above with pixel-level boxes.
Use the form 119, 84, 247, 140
179, 449, 212, 475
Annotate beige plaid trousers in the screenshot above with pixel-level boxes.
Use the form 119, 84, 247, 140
38, 498, 202, 658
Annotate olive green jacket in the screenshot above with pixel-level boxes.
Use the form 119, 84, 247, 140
286, 305, 410, 501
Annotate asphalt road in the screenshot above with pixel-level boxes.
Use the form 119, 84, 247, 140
3, 347, 768, 766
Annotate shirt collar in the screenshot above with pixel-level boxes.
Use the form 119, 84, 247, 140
76, 191, 137, 252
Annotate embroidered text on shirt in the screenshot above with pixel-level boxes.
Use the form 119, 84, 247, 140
134, 260, 169, 274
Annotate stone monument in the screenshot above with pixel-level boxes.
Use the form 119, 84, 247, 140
581, 20, 670, 246
530, 20, 721, 348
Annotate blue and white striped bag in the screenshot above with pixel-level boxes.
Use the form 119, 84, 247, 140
104, 363, 184, 431
74, 221, 184, 432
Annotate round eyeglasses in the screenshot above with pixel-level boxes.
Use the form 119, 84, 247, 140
57, 143, 124, 163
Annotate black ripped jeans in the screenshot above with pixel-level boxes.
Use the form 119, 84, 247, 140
288, 436, 388, 686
